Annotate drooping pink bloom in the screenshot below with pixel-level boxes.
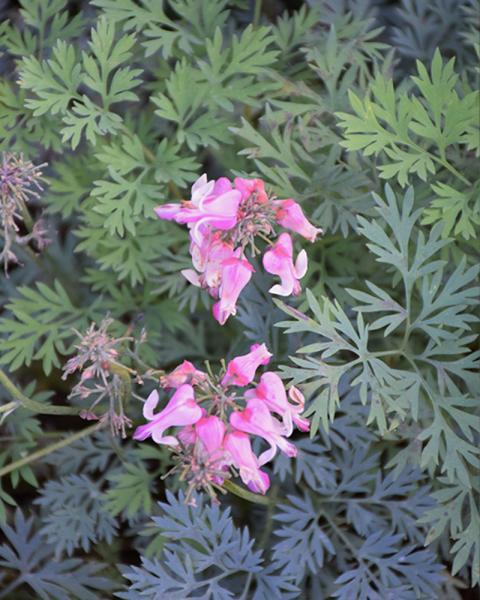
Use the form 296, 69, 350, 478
221, 343, 272, 387
274, 199, 323, 242
212, 253, 254, 325
154, 174, 241, 244
234, 177, 268, 204
154, 174, 214, 223
195, 415, 226, 456
195, 415, 228, 484
182, 234, 236, 294
230, 398, 297, 465
133, 385, 202, 446
224, 431, 270, 494
263, 232, 308, 296
160, 360, 207, 389
201, 239, 237, 291
245, 372, 310, 436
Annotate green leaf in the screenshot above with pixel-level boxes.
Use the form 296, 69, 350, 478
19, 39, 80, 116
0, 280, 93, 374
422, 182, 480, 240
336, 51, 477, 186
103, 462, 156, 518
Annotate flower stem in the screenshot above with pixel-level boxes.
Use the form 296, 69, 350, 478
0, 368, 82, 415
0, 422, 104, 478
0, 401, 17, 415
223, 479, 270, 505
253, 0, 262, 28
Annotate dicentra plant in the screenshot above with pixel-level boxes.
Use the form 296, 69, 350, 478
0, 1, 478, 598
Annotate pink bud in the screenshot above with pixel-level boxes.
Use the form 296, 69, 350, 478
274, 199, 323, 242
221, 343, 272, 387
234, 177, 268, 204
160, 360, 206, 389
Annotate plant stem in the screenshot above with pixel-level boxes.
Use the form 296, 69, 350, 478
0, 368, 82, 416
223, 479, 270, 505
0, 401, 17, 415
428, 153, 471, 186
120, 124, 156, 163
253, 0, 262, 28
323, 511, 383, 591
0, 422, 104, 478
259, 483, 279, 548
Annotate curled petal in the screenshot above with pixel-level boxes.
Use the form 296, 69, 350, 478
133, 384, 202, 446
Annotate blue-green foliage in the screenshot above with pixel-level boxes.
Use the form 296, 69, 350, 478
0, 510, 115, 599
118, 491, 299, 599
35, 474, 118, 557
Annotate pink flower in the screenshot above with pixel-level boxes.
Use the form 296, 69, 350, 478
212, 253, 254, 325
274, 199, 323, 242
221, 343, 272, 387
230, 398, 297, 465
160, 360, 207, 389
234, 177, 268, 204
133, 385, 202, 446
245, 372, 310, 435
182, 234, 236, 294
154, 174, 241, 244
224, 431, 270, 494
263, 232, 308, 296
195, 415, 228, 484
195, 415, 226, 456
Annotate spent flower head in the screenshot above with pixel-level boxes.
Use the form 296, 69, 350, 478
0, 152, 47, 274
63, 318, 143, 438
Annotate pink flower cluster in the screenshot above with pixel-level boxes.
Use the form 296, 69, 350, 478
133, 344, 309, 500
155, 175, 322, 324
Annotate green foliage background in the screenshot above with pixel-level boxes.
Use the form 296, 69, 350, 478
0, 0, 478, 598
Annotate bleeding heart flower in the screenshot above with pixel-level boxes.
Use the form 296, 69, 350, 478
155, 174, 241, 244
160, 360, 207, 389
195, 415, 226, 456
274, 199, 323, 242
133, 385, 202, 446
245, 372, 310, 436
222, 343, 272, 387
263, 232, 308, 296
234, 177, 268, 204
212, 253, 254, 325
224, 431, 270, 494
230, 398, 297, 465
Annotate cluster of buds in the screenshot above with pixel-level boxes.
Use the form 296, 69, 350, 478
0, 152, 49, 274
155, 175, 322, 324
62, 319, 141, 438
133, 344, 309, 502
